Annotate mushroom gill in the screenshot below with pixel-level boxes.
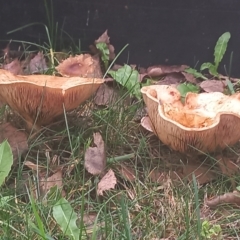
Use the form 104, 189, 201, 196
141, 85, 240, 153
56, 54, 103, 78
0, 69, 104, 129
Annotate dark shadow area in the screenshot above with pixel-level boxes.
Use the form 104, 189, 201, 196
1, 0, 240, 75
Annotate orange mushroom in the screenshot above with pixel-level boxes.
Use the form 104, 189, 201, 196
141, 85, 240, 153
56, 54, 103, 78
0, 69, 104, 129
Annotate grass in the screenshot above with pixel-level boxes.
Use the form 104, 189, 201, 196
1, 25, 240, 240
1, 86, 240, 240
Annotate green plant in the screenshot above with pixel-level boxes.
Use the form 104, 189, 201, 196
0, 140, 13, 187
186, 32, 231, 78
201, 220, 222, 239
53, 198, 80, 240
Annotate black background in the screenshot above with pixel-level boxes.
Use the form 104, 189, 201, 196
1, 0, 240, 75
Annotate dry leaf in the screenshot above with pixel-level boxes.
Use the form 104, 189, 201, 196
94, 84, 117, 106
140, 116, 154, 132
156, 72, 184, 86
24, 160, 45, 171
3, 59, 23, 75
200, 80, 226, 93
147, 65, 188, 78
182, 163, 216, 184
84, 132, 106, 175
97, 169, 117, 196
0, 122, 28, 163
39, 169, 65, 197
216, 156, 239, 176
149, 169, 182, 184
206, 191, 240, 208
27, 52, 48, 74
94, 30, 115, 60
181, 71, 198, 84
117, 164, 136, 181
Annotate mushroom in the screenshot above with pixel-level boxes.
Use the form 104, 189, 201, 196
141, 85, 240, 153
0, 69, 104, 129
56, 54, 103, 78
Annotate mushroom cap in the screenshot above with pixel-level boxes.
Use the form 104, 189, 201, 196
0, 69, 104, 128
141, 85, 240, 153
56, 54, 103, 78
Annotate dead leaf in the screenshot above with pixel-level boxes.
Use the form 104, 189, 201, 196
94, 84, 117, 106
97, 169, 117, 196
3, 59, 23, 75
24, 160, 45, 171
149, 169, 182, 184
94, 30, 115, 60
147, 65, 188, 78
39, 169, 65, 197
200, 80, 226, 93
84, 132, 106, 175
216, 156, 239, 176
141, 116, 154, 132
156, 72, 183, 86
117, 164, 136, 181
182, 163, 216, 184
181, 71, 198, 84
26, 52, 48, 74
24, 155, 65, 199
0, 122, 28, 164
206, 191, 240, 208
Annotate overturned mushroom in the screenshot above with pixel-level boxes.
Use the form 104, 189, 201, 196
56, 54, 102, 78
141, 85, 240, 153
0, 69, 104, 129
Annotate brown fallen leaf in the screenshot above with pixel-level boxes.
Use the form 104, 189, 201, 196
0, 122, 28, 164
97, 169, 117, 196
200, 80, 226, 93
39, 169, 65, 197
94, 30, 115, 60
94, 83, 117, 106
140, 116, 154, 132
216, 156, 239, 177
206, 191, 240, 208
149, 169, 182, 184
117, 164, 136, 182
24, 158, 65, 199
3, 59, 23, 75
147, 65, 188, 78
181, 71, 198, 84
182, 163, 216, 184
84, 132, 106, 175
27, 52, 48, 74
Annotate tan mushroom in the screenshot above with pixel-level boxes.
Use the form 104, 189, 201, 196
0, 69, 104, 129
56, 54, 103, 78
141, 85, 240, 153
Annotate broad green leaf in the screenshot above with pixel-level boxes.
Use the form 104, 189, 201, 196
214, 32, 231, 69
108, 64, 141, 100
96, 42, 109, 69
200, 62, 214, 72
208, 65, 218, 77
184, 68, 207, 80
177, 82, 200, 98
0, 141, 13, 187
53, 198, 80, 240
